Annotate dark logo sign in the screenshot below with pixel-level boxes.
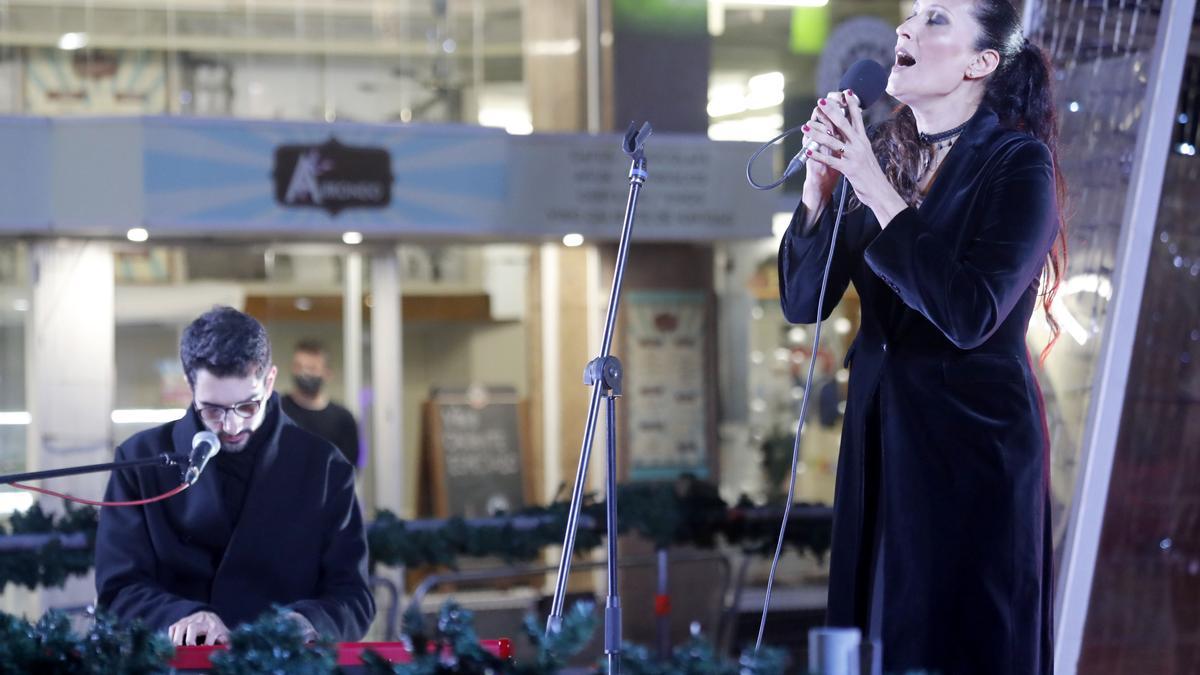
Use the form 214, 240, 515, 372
272, 138, 392, 215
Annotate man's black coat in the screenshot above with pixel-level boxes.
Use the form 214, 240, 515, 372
95, 393, 375, 640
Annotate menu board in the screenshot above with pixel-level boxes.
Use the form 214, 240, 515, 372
423, 386, 528, 518
624, 291, 709, 480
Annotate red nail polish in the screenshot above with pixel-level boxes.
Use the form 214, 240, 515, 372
806, 149, 813, 156
819, 98, 827, 105
847, 89, 855, 98
802, 124, 810, 132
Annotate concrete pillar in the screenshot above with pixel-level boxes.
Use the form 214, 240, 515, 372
523, 0, 590, 132
25, 238, 115, 615
369, 249, 406, 518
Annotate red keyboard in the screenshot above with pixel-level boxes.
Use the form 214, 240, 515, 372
171, 640, 514, 670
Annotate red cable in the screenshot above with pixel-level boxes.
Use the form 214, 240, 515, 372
8, 481, 190, 507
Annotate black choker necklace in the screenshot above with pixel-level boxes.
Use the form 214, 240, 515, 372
919, 120, 970, 149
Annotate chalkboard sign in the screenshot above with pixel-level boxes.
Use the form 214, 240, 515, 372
422, 385, 529, 519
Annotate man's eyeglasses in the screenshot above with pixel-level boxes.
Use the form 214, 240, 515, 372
196, 398, 263, 424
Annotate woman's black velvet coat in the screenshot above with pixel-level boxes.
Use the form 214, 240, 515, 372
778, 107, 1056, 674
94, 393, 375, 640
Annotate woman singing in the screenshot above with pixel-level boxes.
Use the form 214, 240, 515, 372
778, 0, 1066, 672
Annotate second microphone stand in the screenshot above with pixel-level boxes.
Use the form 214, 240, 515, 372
0, 453, 189, 486
545, 121, 652, 675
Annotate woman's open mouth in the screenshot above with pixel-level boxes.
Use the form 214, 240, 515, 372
895, 49, 917, 69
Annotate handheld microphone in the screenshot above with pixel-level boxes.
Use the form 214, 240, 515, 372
781, 59, 890, 180
746, 59, 890, 190
184, 431, 220, 486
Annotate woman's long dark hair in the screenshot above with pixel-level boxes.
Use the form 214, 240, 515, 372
872, 0, 1068, 363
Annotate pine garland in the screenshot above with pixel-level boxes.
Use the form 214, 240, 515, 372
0, 599, 792, 674
0, 479, 833, 589
0, 610, 173, 674
210, 607, 338, 675
516, 601, 599, 674
616, 638, 789, 675
367, 479, 832, 570
0, 502, 96, 592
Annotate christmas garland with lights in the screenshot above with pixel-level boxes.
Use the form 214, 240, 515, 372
0, 600, 795, 674
367, 479, 833, 571
0, 478, 832, 591
0, 610, 173, 674
0, 501, 97, 593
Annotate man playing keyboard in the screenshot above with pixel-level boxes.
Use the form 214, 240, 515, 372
95, 306, 375, 645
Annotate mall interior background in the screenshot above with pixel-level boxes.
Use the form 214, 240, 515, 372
0, 0, 1197, 671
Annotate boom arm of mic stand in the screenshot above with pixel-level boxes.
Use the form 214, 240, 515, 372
545, 122, 652, 675
0, 452, 190, 485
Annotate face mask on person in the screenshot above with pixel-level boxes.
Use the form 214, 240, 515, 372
293, 374, 324, 396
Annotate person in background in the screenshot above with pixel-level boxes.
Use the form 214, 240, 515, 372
281, 338, 361, 469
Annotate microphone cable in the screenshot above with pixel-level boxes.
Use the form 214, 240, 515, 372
745, 125, 807, 191
754, 176, 850, 652
8, 480, 191, 507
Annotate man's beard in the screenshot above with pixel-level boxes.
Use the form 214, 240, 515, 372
219, 429, 253, 453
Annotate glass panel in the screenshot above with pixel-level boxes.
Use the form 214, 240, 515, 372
1078, 52, 1200, 673
0, 242, 29, 506
0, 0, 525, 125
1026, 0, 1164, 561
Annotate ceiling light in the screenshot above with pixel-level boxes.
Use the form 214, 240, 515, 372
478, 108, 533, 135
0, 491, 33, 514
342, 231, 363, 245
111, 409, 187, 425
126, 227, 149, 242
0, 411, 32, 425
57, 32, 89, 50
562, 233, 585, 247
747, 71, 785, 92
526, 39, 581, 57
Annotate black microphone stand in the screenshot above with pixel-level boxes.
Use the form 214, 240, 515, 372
545, 121, 652, 675
0, 453, 190, 485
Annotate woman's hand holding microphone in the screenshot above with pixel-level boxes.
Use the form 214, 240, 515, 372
801, 89, 909, 229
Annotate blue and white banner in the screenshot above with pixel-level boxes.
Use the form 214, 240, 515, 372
0, 118, 52, 231
0, 115, 777, 240
141, 117, 508, 235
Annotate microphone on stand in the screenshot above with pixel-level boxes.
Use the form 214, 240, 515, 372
183, 431, 220, 486
781, 59, 890, 180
